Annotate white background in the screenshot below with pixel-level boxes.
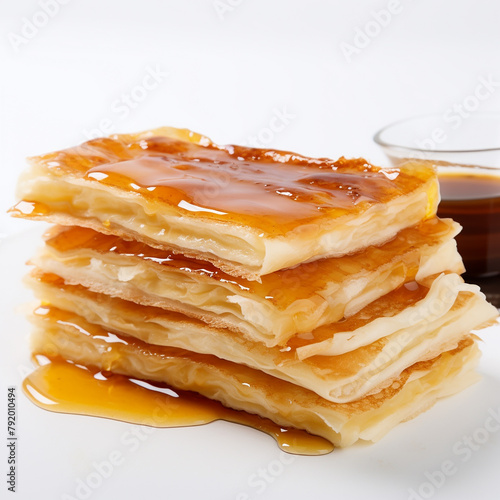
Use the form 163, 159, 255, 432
2, 0, 500, 236
1, 1, 500, 499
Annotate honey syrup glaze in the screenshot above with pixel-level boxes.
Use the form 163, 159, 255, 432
30, 130, 436, 233
42, 217, 454, 309
24, 356, 334, 456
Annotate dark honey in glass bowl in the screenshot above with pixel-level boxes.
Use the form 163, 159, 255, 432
437, 169, 500, 306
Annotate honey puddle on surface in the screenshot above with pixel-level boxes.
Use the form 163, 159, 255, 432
23, 356, 334, 456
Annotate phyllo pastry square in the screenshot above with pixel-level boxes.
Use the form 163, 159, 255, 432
10, 127, 439, 279
28, 272, 498, 404
29, 306, 483, 448
30, 217, 464, 347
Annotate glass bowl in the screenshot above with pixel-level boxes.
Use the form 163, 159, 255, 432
374, 113, 500, 305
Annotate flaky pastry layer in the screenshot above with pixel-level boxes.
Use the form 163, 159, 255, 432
28, 273, 497, 402
30, 308, 481, 447
31, 218, 464, 346
10, 127, 439, 279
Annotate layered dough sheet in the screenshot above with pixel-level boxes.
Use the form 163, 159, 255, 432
11, 126, 500, 450
30, 307, 482, 448
31, 218, 464, 347
9, 127, 439, 279
28, 272, 498, 403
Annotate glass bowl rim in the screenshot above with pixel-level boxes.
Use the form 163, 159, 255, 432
373, 112, 500, 154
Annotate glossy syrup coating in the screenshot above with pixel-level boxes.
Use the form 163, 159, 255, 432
42, 217, 456, 308
24, 357, 334, 456
26, 129, 436, 234
27, 305, 335, 455
34, 271, 432, 373
27, 305, 474, 449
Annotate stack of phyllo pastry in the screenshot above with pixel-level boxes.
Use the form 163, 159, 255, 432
10, 127, 498, 448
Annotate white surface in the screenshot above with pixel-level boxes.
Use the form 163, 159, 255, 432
1, 1, 500, 499
1, 230, 500, 500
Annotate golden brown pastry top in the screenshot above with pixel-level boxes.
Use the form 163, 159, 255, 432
24, 127, 437, 235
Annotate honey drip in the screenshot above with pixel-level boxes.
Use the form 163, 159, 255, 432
23, 356, 334, 456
